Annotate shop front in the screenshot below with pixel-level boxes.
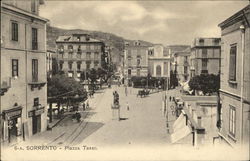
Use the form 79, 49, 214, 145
2, 105, 23, 144
28, 106, 45, 135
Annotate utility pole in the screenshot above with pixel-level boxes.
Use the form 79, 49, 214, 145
165, 92, 170, 134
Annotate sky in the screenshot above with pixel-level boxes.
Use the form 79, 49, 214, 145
40, 0, 249, 45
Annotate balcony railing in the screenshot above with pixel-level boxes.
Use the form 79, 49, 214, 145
28, 76, 46, 91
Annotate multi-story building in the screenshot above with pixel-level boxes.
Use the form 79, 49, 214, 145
173, 47, 191, 82
171, 96, 217, 146
124, 41, 149, 85
46, 48, 56, 78
55, 34, 105, 79
148, 44, 171, 88
0, 0, 48, 145
217, 5, 250, 149
190, 38, 221, 77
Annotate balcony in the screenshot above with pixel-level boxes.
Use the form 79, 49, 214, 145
201, 70, 208, 74
28, 77, 46, 91
0, 77, 11, 96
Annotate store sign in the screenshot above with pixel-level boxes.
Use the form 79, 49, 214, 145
35, 108, 44, 116
29, 107, 45, 117
4, 109, 22, 120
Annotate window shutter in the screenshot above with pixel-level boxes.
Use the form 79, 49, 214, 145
229, 46, 236, 81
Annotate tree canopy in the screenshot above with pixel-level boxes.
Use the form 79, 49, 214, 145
47, 74, 87, 102
189, 74, 220, 95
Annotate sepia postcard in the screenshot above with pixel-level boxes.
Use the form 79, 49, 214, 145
0, 0, 249, 160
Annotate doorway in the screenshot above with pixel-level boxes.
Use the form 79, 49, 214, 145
32, 115, 41, 134
8, 118, 17, 143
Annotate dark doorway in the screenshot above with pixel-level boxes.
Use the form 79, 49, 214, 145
32, 115, 41, 134
8, 118, 17, 143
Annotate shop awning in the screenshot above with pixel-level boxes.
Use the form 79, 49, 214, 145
173, 113, 186, 132
171, 113, 192, 143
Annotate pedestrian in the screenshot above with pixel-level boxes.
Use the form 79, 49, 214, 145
83, 102, 86, 111
125, 86, 128, 96
126, 101, 129, 111
76, 111, 81, 123
86, 100, 89, 109
169, 96, 172, 102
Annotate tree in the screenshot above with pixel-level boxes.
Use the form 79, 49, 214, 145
87, 68, 98, 91
170, 70, 178, 88
96, 67, 107, 80
47, 74, 87, 120
189, 74, 220, 95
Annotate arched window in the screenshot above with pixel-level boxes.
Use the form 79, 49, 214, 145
156, 65, 161, 77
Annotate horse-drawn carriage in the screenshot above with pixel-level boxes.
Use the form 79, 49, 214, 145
137, 89, 150, 97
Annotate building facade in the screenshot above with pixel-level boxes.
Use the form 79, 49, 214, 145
124, 41, 149, 85
148, 44, 171, 88
55, 34, 105, 79
173, 48, 191, 82
190, 38, 221, 77
46, 48, 56, 78
217, 5, 250, 149
0, 0, 48, 145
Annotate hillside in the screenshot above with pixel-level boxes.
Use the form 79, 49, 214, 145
47, 25, 126, 51
46, 25, 155, 65
46, 25, 189, 66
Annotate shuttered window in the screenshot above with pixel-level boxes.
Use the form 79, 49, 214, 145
12, 59, 18, 77
229, 45, 237, 81
32, 59, 38, 82
32, 28, 38, 50
229, 105, 236, 137
11, 22, 18, 41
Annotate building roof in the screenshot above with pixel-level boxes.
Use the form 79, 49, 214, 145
56, 35, 103, 43
218, 4, 250, 29
125, 40, 153, 47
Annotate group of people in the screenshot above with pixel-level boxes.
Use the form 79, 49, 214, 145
72, 99, 90, 123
